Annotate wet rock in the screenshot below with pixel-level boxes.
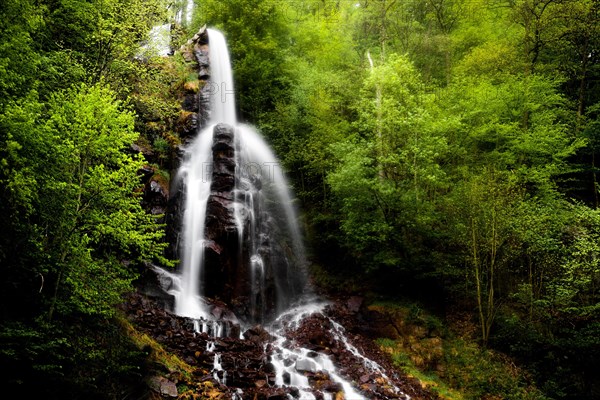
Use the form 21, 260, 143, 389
295, 358, 317, 373
320, 381, 342, 393
150, 179, 169, 198
195, 50, 209, 66
181, 93, 199, 113
255, 379, 267, 388
211, 306, 225, 320
134, 268, 176, 311
283, 357, 295, 367
228, 323, 241, 339
131, 142, 154, 156
243, 325, 273, 344
148, 375, 178, 397
204, 240, 223, 255
177, 110, 198, 136
359, 373, 371, 383
181, 48, 196, 63
268, 394, 289, 400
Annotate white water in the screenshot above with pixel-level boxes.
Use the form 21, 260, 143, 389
265, 302, 406, 400
138, 23, 172, 59
175, 0, 195, 27
174, 28, 236, 319
174, 128, 213, 319
174, 28, 305, 322
235, 123, 307, 321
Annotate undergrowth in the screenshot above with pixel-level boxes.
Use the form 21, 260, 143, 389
374, 304, 549, 400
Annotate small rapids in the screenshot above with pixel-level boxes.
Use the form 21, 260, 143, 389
174, 299, 409, 399
264, 302, 407, 400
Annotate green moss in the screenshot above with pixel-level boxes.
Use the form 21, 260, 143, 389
373, 303, 549, 400
118, 317, 195, 379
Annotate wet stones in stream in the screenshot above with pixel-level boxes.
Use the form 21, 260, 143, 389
123, 292, 439, 399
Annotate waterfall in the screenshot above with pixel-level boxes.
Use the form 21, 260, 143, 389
160, 28, 408, 400
174, 28, 235, 319
173, 28, 306, 322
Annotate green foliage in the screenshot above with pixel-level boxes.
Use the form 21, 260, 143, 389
1, 83, 168, 320
440, 338, 547, 400
129, 55, 187, 152
493, 310, 600, 399
0, 0, 45, 105
0, 82, 169, 398
0, 0, 181, 397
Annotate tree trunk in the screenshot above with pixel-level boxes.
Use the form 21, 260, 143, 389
472, 218, 487, 345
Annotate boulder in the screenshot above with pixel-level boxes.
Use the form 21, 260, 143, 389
148, 376, 178, 398
347, 296, 364, 313
295, 358, 317, 373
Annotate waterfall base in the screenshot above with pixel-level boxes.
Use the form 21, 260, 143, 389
124, 291, 432, 399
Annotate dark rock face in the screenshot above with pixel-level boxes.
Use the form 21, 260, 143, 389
178, 27, 210, 135
135, 267, 176, 312
203, 123, 241, 307
200, 122, 299, 325
165, 28, 212, 262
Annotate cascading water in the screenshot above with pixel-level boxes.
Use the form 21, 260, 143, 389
159, 27, 410, 399
175, 0, 195, 27
234, 123, 308, 322
173, 28, 306, 323
174, 28, 236, 319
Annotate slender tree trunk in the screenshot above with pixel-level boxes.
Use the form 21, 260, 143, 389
577, 38, 589, 129
47, 271, 61, 322
593, 153, 599, 208
472, 218, 487, 344
484, 204, 497, 345
48, 250, 68, 322
367, 50, 385, 178
48, 159, 86, 321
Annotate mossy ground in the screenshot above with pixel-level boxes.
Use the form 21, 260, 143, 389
371, 303, 548, 400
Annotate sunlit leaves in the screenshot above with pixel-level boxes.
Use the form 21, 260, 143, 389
2, 83, 167, 318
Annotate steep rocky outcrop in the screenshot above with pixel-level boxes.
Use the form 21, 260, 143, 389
203, 123, 241, 306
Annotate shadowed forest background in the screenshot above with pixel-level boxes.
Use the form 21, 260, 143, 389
1, 0, 599, 399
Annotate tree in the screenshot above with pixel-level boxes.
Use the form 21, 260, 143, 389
447, 169, 521, 345
328, 54, 449, 274
0, 83, 167, 320
0, 0, 43, 106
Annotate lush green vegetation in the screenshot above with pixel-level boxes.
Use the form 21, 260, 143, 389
0, 0, 181, 397
194, 0, 600, 398
2, 0, 599, 398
